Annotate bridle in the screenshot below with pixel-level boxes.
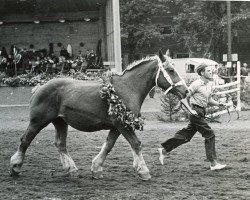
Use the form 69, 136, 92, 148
155, 59, 186, 95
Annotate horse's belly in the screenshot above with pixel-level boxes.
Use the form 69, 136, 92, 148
67, 118, 112, 132
68, 122, 112, 132
59, 107, 113, 132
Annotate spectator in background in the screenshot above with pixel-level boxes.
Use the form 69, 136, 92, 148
1, 47, 8, 59
0, 47, 8, 73
212, 65, 220, 85
218, 64, 230, 83
60, 46, 70, 59
86, 49, 97, 69
77, 50, 83, 59
241, 63, 248, 77
240, 63, 248, 86
232, 63, 237, 77
85, 50, 90, 61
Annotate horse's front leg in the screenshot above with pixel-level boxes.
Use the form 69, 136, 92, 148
91, 128, 120, 179
118, 126, 151, 181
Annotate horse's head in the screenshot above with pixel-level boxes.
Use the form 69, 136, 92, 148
156, 50, 189, 99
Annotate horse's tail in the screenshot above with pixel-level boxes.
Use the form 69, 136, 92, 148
31, 84, 41, 94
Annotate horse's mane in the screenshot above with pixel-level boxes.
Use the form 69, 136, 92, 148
114, 55, 161, 76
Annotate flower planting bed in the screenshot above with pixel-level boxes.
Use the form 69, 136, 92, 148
0, 71, 105, 106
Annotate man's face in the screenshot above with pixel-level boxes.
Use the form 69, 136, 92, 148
202, 67, 213, 80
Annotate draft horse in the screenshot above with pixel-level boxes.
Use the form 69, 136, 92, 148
10, 50, 189, 180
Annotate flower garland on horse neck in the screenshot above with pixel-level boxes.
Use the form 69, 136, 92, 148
100, 78, 144, 131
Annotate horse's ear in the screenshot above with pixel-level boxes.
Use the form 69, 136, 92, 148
158, 50, 166, 62
165, 49, 170, 57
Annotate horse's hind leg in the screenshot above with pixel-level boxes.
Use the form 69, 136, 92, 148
10, 121, 49, 176
118, 126, 151, 181
52, 117, 78, 176
91, 128, 120, 179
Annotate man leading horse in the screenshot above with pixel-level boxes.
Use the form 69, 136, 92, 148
158, 63, 231, 171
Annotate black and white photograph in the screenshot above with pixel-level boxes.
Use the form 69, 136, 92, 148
0, 0, 249, 199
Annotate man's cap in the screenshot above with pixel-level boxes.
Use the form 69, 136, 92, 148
196, 63, 209, 76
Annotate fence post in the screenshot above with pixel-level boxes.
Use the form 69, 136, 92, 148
236, 61, 241, 111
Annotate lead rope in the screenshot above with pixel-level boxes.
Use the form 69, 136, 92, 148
180, 100, 222, 123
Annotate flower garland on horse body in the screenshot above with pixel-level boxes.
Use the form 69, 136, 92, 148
100, 81, 144, 131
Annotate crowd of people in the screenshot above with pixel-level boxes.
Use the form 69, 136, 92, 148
216, 62, 249, 84
0, 45, 104, 77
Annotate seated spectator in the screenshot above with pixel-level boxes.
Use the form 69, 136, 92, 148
86, 49, 97, 69
6, 62, 15, 77
30, 57, 42, 74
60, 46, 70, 59
1, 47, 8, 59
0, 56, 7, 73
77, 50, 83, 59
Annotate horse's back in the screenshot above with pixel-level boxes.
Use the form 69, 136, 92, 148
31, 78, 100, 102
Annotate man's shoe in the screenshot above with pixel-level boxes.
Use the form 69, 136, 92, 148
158, 148, 165, 165
210, 163, 227, 171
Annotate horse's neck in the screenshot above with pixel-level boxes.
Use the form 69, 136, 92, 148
112, 62, 157, 115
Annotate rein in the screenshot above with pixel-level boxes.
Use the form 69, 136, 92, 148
155, 62, 185, 95
180, 100, 239, 123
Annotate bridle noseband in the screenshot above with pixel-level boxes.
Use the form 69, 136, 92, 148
155, 60, 186, 95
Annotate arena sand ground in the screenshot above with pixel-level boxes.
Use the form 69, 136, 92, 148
0, 94, 249, 200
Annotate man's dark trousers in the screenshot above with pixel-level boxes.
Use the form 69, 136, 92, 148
161, 105, 216, 162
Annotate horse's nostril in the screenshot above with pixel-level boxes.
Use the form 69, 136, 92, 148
185, 90, 189, 94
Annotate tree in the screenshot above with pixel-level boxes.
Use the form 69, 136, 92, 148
120, 0, 170, 63
120, 1, 250, 63
171, 1, 250, 61
160, 93, 181, 121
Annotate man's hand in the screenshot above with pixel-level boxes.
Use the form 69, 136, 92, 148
219, 102, 232, 107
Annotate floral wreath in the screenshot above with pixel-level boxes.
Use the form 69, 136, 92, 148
100, 80, 144, 131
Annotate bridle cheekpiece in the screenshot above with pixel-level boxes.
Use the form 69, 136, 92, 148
155, 58, 186, 95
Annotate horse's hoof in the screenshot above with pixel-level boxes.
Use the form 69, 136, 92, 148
92, 171, 104, 179
69, 170, 80, 178
138, 172, 151, 181
9, 168, 20, 177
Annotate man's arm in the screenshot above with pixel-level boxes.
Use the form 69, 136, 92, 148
208, 96, 231, 107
